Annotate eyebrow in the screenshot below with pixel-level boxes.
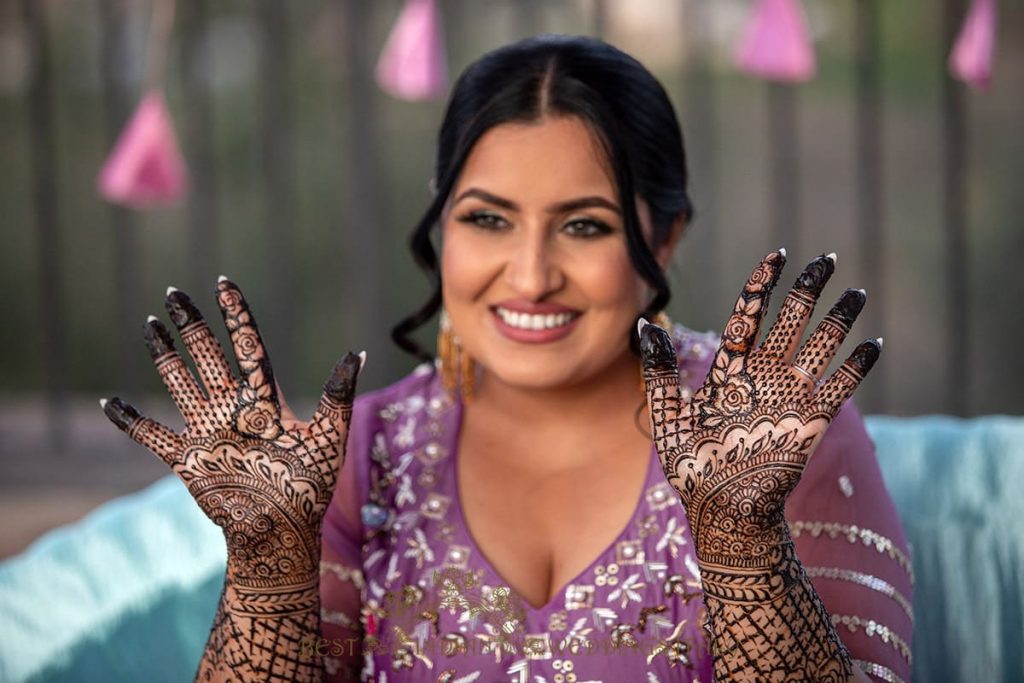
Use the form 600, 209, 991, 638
453, 187, 621, 215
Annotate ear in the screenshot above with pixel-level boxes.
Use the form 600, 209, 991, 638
654, 215, 687, 270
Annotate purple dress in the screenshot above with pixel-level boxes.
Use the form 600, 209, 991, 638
321, 325, 914, 682
323, 326, 718, 682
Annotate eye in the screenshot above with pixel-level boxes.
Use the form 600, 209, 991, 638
457, 210, 510, 231
563, 217, 613, 238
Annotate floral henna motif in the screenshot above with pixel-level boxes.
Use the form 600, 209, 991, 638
640, 251, 882, 681
103, 280, 362, 682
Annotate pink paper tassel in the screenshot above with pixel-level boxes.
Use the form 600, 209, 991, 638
97, 90, 188, 208
375, 0, 448, 101
950, 0, 998, 90
735, 0, 816, 83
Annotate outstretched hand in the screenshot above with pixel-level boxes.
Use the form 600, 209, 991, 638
102, 278, 363, 590
639, 251, 881, 587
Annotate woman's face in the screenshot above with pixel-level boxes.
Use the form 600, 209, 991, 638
440, 115, 678, 392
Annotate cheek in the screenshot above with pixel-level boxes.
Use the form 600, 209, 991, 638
574, 243, 648, 310
440, 228, 492, 302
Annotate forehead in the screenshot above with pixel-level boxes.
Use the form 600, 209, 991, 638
454, 116, 617, 201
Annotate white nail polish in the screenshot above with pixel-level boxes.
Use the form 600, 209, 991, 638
637, 318, 651, 339
876, 336, 884, 348
99, 398, 108, 409
857, 288, 866, 296
146, 315, 158, 324
217, 275, 229, 283
358, 350, 367, 371
826, 252, 837, 264
778, 247, 787, 257
166, 286, 178, 296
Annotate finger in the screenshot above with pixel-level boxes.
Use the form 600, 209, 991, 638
815, 338, 883, 416
639, 319, 694, 479
719, 250, 787, 358
144, 316, 216, 433
215, 277, 283, 439
305, 351, 365, 482
165, 286, 237, 402
791, 288, 866, 382
100, 396, 182, 466
760, 253, 836, 361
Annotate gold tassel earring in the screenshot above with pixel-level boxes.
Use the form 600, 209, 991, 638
438, 309, 476, 400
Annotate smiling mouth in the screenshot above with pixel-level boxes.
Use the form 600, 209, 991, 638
493, 306, 581, 331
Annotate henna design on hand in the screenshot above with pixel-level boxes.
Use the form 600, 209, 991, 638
640, 252, 881, 682
103, 280, 363, 682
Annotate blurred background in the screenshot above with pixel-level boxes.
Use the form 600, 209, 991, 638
0, 0, 1021, 557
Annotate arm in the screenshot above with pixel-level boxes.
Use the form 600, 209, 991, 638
102, 281, 362, 682
641, 252, 880, 681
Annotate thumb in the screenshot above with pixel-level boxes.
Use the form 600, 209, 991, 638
310, 351, 365, 437
638, 319, 682, 441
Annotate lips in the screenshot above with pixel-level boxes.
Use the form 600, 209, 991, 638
490, 300, 582, 342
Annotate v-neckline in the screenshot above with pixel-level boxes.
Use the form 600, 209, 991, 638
446, 397, 659, 613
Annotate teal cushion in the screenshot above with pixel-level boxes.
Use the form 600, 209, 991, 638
0, 477, 224, 682
1, 416, 1022, 681
870, 415, 1024, 682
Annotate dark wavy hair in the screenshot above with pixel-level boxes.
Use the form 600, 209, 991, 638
391, 35, 694, 361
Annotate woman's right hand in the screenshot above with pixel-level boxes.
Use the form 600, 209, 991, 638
102, 278, 363, 596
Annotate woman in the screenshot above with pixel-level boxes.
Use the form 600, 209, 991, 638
103, 36, 912, 682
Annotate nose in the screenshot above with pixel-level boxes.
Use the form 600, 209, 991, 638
504, 229, 564, 300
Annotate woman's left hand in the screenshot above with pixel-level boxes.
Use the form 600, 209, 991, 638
639, 250, 881, 587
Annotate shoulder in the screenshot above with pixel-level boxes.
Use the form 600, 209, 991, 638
350, 362, 448, 436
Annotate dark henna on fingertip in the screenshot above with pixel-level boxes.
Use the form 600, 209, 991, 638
324, 352, 361, 405
850, 338, 882, 375
793, 254, 836, 297
828, 288, 867, 329
102, 396, 141, 431
165, 288, 205, 329
143, 318, 176, 360
640, 323, 677, 371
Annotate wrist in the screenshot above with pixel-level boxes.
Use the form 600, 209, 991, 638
222, 574, 321, 618
692, 521, 801, 603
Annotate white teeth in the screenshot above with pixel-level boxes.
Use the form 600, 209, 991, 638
496, 307, 577, 331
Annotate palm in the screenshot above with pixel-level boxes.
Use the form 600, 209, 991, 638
103, 279, 361, 582
640, 251, 880, 567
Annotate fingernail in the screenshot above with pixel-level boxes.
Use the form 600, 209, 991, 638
164, 289, 204, 328
217, 275, 229, 283
826, 252, 837, 264
778, 247, 787, 258
636, 317, 650, 339
166, 286, 178, 296
324, 352, 361, 404
146, 314, 159, 323
793, 254, 836, 297
876, 336, 884, 348
99, 398, 108, 409
358, 350, 367, 372
828, 288, 867, 327
143, 318, 176, 360
639, 323, 676, 371
103, 397, 141, 431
